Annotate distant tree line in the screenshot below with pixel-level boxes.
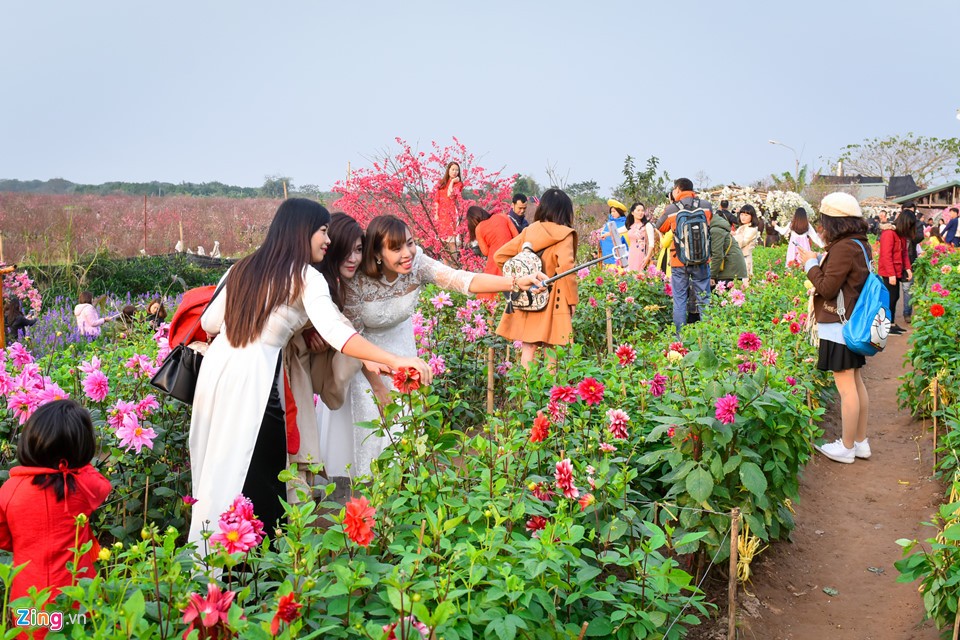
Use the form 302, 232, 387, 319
0, 175, 335, 201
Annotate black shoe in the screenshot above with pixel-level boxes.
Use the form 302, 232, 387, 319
889, 325, 905, 335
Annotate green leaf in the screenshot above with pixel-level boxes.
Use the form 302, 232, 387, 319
122, 589, 146, 633
941, 523, 960, 542
697, 345, 719, 372
686, 465, 714, 503
739, 462, 768, 499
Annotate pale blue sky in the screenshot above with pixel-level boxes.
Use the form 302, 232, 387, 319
2, 1, 959, 193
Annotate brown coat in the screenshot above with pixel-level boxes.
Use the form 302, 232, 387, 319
494, 221, 578, 345
806, 233, 871, 324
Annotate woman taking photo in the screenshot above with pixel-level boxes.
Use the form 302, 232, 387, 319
495, 188, 578, 367
797, 192, 871, 465
188, 199, 432, 546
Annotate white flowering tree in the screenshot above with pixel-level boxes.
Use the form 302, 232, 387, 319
764, 191, 818, 226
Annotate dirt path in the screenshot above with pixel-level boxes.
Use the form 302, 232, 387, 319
737, 328, 944, 639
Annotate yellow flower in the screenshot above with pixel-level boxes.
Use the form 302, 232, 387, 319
98, 548, 111, 562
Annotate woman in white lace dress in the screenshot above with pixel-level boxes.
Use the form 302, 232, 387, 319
327, 215, 544, 478
188, 201, 432, 546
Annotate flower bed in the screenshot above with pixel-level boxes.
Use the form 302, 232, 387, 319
0, 247, 831, 638
894, 242, 960, 632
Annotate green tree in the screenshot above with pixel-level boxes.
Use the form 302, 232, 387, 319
613, 155, 671, 205
259, 175, 293, 198
511, 175, 542, 198
770, 165, 810, 193
833, 133, 960, 188
566, 180, 600, 200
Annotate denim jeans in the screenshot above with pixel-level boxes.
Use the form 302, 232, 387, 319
671, 264, 711, 332
901, 277, 913, 318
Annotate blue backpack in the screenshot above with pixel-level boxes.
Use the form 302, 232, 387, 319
836, 239, 891, 356
673, 198, 711, 266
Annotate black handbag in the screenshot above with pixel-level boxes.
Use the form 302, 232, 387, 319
149, 279, 226, 405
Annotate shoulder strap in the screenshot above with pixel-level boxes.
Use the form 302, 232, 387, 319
178, 277, 228, 347
851, 239, 873, 274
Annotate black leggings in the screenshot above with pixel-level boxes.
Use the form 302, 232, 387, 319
241, 358, 287, 538
884, 277, 901, 323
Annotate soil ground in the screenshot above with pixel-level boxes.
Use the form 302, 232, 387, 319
730, 327, 945, 639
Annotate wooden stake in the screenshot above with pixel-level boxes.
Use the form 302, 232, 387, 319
728, 507, 741, 640
933, 377, 940, 472
283, 181, 288, 199
605, 306, 613, 354
577, 621, 589, 640
0, 231, 4, 263
486, 347, 495, 414
143, 195, 148, 255
952, 608, 959, 640
179, 219, 184, 252
0, 265, 15, 351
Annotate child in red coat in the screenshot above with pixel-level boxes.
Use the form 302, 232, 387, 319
0, 399, 111, 637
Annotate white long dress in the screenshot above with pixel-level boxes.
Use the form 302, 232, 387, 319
318, 247, 474, 478
188, 266, 357, 546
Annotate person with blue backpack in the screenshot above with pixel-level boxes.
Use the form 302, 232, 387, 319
656, 178, 713, 333
797, 192, 876, 464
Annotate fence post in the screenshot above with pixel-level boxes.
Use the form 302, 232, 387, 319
728, 507, 741, 640
486, 347, 495, 414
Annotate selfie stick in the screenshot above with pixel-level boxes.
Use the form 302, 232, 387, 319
537, 221, 629, 287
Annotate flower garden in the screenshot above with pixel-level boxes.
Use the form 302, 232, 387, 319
0, 241, 955, 639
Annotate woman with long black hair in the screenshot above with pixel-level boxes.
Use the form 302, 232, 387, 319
188, 199, 431, 546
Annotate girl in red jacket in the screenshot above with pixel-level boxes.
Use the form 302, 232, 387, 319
0, 400, 111, 618
878, 213, 914, 334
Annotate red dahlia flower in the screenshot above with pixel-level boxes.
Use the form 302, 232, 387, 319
392, 367, 422, 393
344, 496, 377, 547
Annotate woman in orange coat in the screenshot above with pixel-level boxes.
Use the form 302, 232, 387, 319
494, 188, 578, 367
467, 205, 518, 300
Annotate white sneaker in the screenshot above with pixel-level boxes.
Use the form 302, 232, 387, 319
854, 438, 871, 459
816, 439, 855, 464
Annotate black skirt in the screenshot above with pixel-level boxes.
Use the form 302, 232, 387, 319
817, 338, 866, 372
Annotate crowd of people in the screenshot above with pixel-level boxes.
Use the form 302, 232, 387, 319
4, 167, 960, 615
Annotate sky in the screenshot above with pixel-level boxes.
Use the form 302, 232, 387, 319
2, 1, 959, 195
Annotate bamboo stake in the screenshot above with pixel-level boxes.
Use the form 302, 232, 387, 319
486, 348, 495, 414
283, 181, 288, 199
0, 265, 15, 351
0, 232, 4, 263
577, 622, 589, 640
728, 507, 741, 640
952, 608, 959, 640
605, 306, 613, 354
143, 194, 148, 255
933, 377, 940, 472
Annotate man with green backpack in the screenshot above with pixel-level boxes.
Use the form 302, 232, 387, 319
656, 178, 714, 334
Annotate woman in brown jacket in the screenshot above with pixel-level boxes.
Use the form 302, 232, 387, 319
494, 188, 578, 367
797, 192, 872, 464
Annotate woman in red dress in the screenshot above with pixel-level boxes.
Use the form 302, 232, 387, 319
434, 161, 465, 256
466, 205, 519, 300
